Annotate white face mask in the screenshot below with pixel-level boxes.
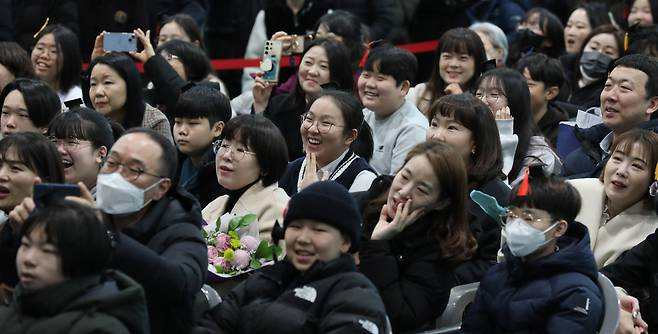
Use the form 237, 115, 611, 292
96, 172, 162, 215
504, 218, 558, 257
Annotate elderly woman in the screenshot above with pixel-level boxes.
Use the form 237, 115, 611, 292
470, 22, 509, 68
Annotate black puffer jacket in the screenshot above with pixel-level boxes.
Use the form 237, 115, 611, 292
0, 271, 149, 334
109, 190, 207, 334
209, 254, 389, 333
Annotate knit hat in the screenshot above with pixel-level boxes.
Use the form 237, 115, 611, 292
283, 181, 361, 250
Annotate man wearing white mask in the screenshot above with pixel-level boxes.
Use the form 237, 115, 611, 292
91, 128, 206, 334
462, 166, 603, 333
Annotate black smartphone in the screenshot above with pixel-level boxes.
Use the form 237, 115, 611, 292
33, 183, 81, 207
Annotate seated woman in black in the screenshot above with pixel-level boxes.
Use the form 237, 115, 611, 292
208, 181, 389, 333
359, 141, 477, 332
426, 93, 509, 284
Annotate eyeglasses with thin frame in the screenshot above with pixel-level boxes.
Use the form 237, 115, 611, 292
101, 157, 164, 181
475, 90, 506, 103
49, 136, 92, 152
499, 207, 553, 226
300, 114, 345, 134
213, 140, 257, 161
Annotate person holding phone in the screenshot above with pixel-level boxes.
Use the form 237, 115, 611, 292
0, 133, 64, 299
84, 31, 173, 143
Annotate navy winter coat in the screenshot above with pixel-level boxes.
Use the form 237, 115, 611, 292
461, 221, 603, 334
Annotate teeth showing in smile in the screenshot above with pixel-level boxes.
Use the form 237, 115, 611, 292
308, 138, 321, 145
62, 160, 73, 168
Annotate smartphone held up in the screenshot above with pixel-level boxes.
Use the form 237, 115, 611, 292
103, 32, 138, 52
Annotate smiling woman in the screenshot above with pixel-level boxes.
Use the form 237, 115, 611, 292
569, 129, 658, 268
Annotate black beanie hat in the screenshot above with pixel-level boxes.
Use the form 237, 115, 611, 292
283, 181, 360, 250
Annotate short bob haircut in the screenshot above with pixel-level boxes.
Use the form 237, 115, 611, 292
21, 198, 112, 278
1, 78, 61, 128
427, 93, 503, 187
85, 52, 146, 129
315, 10, 365, 69
424, 28, 487, 108
0, 42, 35, 84
174, 85, 232, 126
220, 114, 288, 187
612, 55, 658, 106
477, 68, 536, 181
48, 106, 115, 152
510, 165, 582, 223
160, 13, 205, 49
0, 132, 64, 184
515, 53, 566, 89
363, 44, 418, 86
156, 40, 213, 82
33, 24, 82, 92
600, 129, 658, 199
363, 141, 477, 263
312, 90, 373, 161
469, 22, 509, 64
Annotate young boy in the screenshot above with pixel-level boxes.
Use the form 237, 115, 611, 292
516, 53, 569, 148
358, 45, 428, 175
462, 166, 603, 333
173, 84, 231, 207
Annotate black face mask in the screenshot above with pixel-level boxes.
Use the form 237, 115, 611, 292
510, 29, 545, 53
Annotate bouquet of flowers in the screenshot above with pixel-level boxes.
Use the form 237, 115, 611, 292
203, 213, 281, 278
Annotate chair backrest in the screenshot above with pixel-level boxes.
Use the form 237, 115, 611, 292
598, 273, 620, 334
431, 282, 480, 333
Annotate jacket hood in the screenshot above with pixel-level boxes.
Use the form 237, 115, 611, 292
503, 221, 599, 284
15, 271, 149, 334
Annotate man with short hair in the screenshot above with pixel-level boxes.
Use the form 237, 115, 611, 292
95, 128, 207, 334
561, 54, 658, 178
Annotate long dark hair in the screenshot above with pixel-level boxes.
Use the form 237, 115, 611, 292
363, 141, 477, 263
424, 28, 487, 108
427, 93, 504, 186
85, 52, 146, 129
314, 10, 365, 70
478, 68, 536, 180
33, 24, 82, 92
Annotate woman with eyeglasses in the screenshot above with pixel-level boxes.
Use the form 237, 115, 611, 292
475, 68, 561, 184
47, 107, 121, 196
462, 166, 603, 334
202, 114, 289, 243
252, 38, 354, 160
568, 129, 658, 268
279, 90, 375, 196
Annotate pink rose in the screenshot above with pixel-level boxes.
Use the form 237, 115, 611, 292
232, 249, 251, 270
240, 235, 259, 252
216, 233, 232, 252
217, 257, 231, 270
207, 246, 220, 264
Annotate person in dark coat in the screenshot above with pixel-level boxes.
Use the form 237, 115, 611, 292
462, 166, 603, 334
208, 181, 389, 333
0, 199, 149, 333
359, 141, 477, 333
562, 54, 658, 179
425, 93, 508, 284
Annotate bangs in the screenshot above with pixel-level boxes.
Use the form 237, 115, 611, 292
48, 113, 91, 140
434, 100, 477, 131
0, 140, 36, 173
478, 74, 505, 94
440, 37, 472, 56
612, 139, 650, 163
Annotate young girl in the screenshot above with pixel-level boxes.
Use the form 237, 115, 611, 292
252, 38, 353, 160
1, 78, 61, 136
208, 181, 389, 333
47, 107, 117, 195
564, 2, 611, 54
408, 28, 487, 115
569, 129, 658, 267
0, 133, 64, 293
279, 90, 375, 195
476, 68, 561, 183
202, 114, 289, 243
359, 141, 477, 332
426, 93, 508, 284
508, 8, 565, 65
0, 199, 149, 333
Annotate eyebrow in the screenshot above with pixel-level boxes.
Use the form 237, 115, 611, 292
0, 159, 28, 167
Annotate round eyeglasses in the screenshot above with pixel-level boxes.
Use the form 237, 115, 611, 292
213, 140, 257, 161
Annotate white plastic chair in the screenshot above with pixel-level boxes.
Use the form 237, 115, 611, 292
597, 273, 620, 334
418, 282, 480, 334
